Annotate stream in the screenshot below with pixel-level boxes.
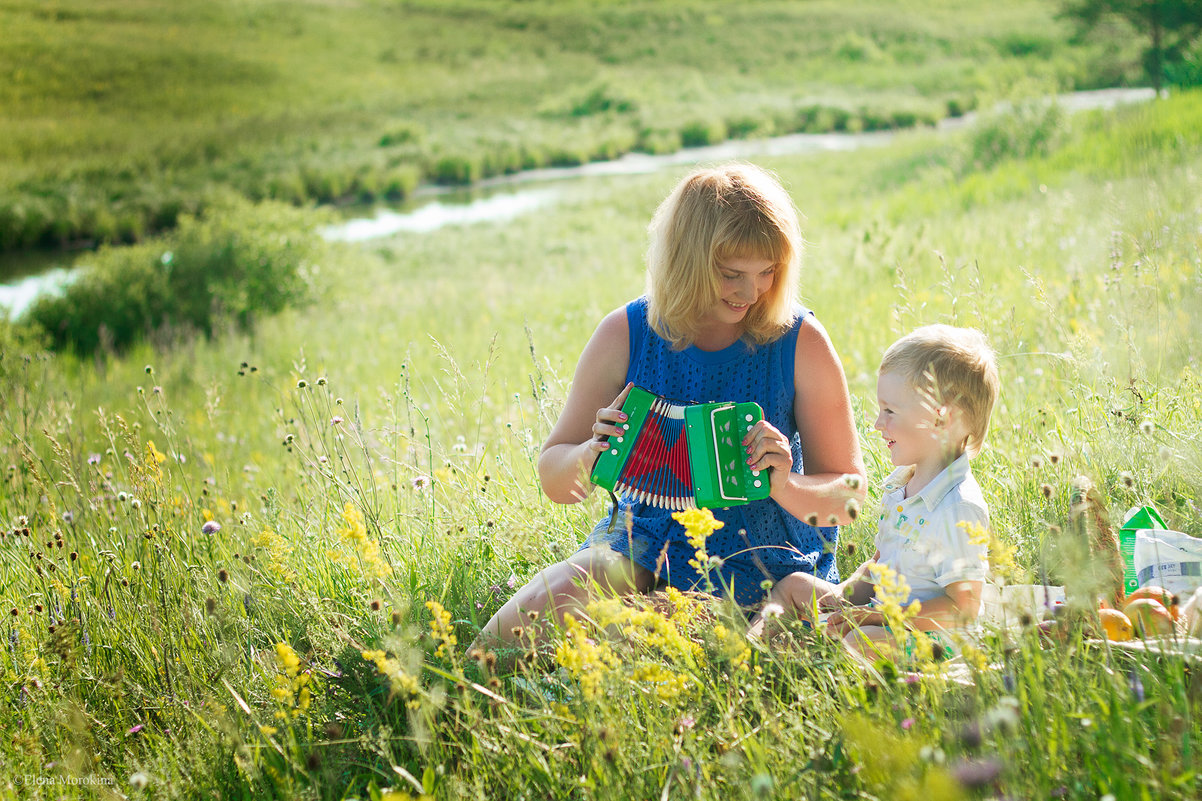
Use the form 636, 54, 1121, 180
0, 88, 1155, 319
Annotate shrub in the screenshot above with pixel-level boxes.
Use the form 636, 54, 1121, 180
381, 164, 420, 200
635, 127, 682, 155
834, 31, 884, 62
726, 115, 774, 139
24, 197, 322, 355
566, 82, 638, 117
301, 165, 353, 203
547, 146, 588, 167
1165, 41, 1202, 88
680, 118, 727, 148
966, 99, 1065, 172
430, 154, 482, 185
378, 122, 426, 147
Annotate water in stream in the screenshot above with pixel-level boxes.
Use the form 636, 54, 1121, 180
0, 88, 1155, 319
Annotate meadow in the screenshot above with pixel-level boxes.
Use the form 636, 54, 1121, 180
0, 0, 1135, 260
2, 69, 1201, 799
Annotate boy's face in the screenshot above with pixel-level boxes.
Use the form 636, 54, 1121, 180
874, 370, 966, 471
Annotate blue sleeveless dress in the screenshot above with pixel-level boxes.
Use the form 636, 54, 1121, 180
582, 296, 839, 605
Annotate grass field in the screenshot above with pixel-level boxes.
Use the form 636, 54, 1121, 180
1, 70, 1201, 799
0, 0, 1137, 260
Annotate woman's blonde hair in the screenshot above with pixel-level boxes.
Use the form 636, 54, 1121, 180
645, 163, 802, 348
879, 325, 1000, 457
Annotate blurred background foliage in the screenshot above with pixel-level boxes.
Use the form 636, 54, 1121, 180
0, 0, 1178, 259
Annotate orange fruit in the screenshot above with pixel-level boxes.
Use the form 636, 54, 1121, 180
1123, 598, 1174, 637
1099, 608, 1133, 641
1125, 586, 1179, 620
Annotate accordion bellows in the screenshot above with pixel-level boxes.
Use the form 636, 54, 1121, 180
590, 385, 772, 510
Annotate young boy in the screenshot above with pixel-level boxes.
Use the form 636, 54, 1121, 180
760, 324, 1000, 659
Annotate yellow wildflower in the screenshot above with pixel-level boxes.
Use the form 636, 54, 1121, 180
587, 596, 702, 664
555, 613, 621, 700
630, 664, 690, 701
146, 440, 167, 465
362, 649, 422, 708
336, 503, 392, 580
711, 622, 752, 672
271, 642, 313, 718
425, 600, 457, 659
960, 521, 1018, 583
252, 528, 294, 581
673, 507, 724, 574
867, 563, 922, 629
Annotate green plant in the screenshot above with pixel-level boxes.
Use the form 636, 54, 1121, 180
23, 197, 322, 355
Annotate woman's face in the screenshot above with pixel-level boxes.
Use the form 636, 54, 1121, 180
710, 255, 776, 325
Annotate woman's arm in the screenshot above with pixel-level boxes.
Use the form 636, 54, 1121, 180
538, 308, 631, 504
747, 315, 866, 524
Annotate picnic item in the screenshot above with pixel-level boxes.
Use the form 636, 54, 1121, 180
1133, 523, 1202, 598
1119, 505, 1168, 594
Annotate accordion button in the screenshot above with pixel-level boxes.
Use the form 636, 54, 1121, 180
745, 414, 754, 422
622, 423, 630, 430
610, 448, 619, 456
616, 437, 624, 443
754, 480, 762, 488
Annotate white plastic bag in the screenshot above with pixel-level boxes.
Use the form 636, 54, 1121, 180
1134, 528, 1202, 597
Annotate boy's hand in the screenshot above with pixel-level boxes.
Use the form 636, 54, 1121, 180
823, 606, 881, 638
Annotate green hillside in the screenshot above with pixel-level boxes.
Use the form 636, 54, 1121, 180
0, 0, 1125, 258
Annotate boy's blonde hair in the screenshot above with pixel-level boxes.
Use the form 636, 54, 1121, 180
645, 163, 802, 348
880, 325, 1000, 457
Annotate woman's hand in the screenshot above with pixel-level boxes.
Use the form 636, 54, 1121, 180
742, 419, 794, 496
586, 383, 634, 464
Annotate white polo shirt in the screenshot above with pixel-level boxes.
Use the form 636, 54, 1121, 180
874, 452, 990, 605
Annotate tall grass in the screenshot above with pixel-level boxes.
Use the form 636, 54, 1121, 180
0, 0, 1123, 260
1, 92, 1200, 799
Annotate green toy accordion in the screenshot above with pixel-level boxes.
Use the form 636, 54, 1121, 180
590, 385, 772, 510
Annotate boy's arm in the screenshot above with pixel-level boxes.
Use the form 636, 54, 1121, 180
904, 580, 983, 631
823, 578, 982, 637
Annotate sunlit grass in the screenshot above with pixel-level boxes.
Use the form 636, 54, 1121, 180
1, 92, 1200, 798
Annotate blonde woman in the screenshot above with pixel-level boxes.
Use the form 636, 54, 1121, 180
473, 163, 864, 652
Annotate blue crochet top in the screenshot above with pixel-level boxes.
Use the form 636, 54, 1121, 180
583, 296, 840, 605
